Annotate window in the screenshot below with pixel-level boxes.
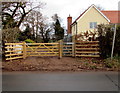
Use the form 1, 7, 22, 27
90, 22, 97, 29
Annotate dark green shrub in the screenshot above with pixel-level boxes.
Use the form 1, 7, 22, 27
97, 24, 120, 58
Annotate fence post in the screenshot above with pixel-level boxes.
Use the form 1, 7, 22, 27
10, 45, 12, 62
23, 42, 26, 59
59, 40, 63, 59
72, 35, 75, 57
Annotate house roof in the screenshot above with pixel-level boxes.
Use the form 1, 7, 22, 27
71, 4, 110, 25
101, 11, 120, 24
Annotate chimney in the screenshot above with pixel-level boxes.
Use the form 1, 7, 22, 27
67, 15, 72, 34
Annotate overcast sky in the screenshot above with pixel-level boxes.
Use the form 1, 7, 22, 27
33, 0, 120, 29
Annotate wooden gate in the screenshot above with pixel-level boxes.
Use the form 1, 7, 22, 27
26, 43, 59, 57
75, 41, 100, 57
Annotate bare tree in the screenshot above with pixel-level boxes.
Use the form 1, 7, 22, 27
23, 9, 48, 42
2, 2, 44, 28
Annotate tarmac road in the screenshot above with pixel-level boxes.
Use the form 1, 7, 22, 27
2, 71, 119, 91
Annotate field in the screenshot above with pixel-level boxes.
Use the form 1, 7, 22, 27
2, 57, 119, 72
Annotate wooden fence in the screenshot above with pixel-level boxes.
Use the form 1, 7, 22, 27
5, 43, 24, 60
75, 41, 100, 57
5, 40, 100, 61
5, 41, 62, 61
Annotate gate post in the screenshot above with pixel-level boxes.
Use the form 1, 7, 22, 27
23, 42, 26, 59
72, 35, 76, 57
59, 40, 63, 59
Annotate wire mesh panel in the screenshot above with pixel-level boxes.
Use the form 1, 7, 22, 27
63, 42, 73, 57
